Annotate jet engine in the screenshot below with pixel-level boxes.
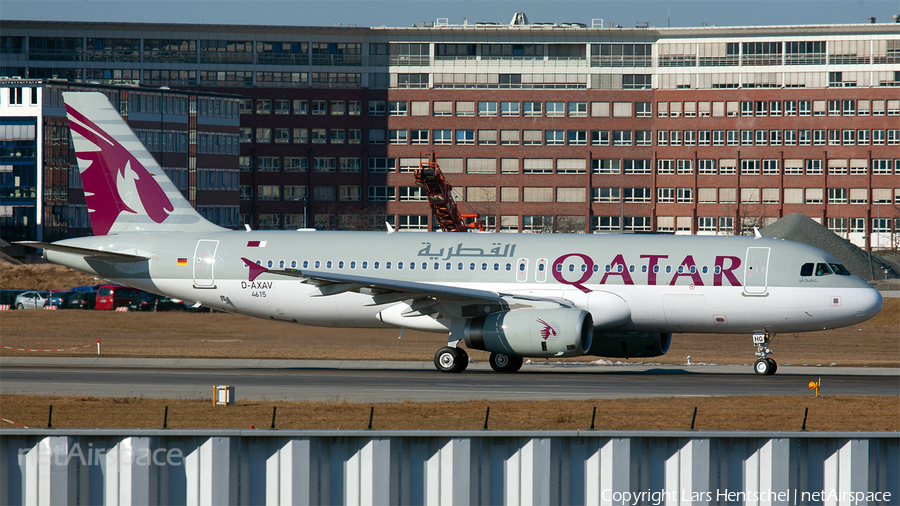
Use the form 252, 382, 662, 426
588, 331, 672, 358
463, 308, 593, 358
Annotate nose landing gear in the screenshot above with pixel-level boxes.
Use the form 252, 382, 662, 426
752, 331, 777, 375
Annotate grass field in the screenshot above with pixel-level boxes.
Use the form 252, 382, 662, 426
2, 394, 897, 431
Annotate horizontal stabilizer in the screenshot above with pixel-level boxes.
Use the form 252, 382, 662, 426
15, 241, 150, 262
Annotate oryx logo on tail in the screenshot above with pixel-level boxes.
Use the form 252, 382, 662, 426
65, 105, 174, 236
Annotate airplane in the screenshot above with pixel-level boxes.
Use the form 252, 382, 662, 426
19, 92, 884, 375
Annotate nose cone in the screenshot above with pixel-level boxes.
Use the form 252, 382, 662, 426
854, 286, 884, 322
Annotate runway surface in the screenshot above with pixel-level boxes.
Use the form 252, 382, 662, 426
2, 358, 897, 401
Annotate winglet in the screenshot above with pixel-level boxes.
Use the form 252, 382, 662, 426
241, 257, 269, 282
386, 221, 396, 234
753, 227, 762, 238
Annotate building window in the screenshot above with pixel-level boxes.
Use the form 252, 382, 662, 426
568, 102, 587, 117
389, 101, 407, 116
501, 101, 520, 117
698, 159, 716, 174
478, 101, 497, 117
339, 186, 361, 201
592, 187, 621, 203
433, 130, 452, 145
389, 129, 408, 145
368, 158, 396, 173
613, 130, 632, 146
591, 131, 609, 146
455, 130, 475, 145
368, 129, 385, 145
677, 159, 693, 174
658, 188, 674, 203
546, 102, 565, 117
311, 100, 327, 115
239, 185, 252, 200
313, 157, 336, 172
545, 130, 565, 146
635, 102, 651, 117
411, 130, 429, 145
624, 188, 651, 203
285, 157, 308, 172
368, 100, 385, 116
311, 128, 327, 144
524, 102, 542, 117
257, 157, 280, 172
258, 185, 281, 201
313, 186, 336, 201
399, 215, 428, 231
274, 128, 290, 144
368, 186, 396, 201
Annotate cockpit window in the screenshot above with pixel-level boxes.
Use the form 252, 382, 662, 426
800, 263, 814, 276
829, 263, 851, 276
815, 263, 833, 276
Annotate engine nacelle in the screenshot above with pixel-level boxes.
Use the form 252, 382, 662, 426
587, 331, 672, 358
464, 308, 593, 358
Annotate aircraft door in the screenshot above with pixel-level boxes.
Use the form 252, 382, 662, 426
535, 258, 548, 282
516, 258, 529, 282
193, 240, 219, 288
744, 247, 770, 295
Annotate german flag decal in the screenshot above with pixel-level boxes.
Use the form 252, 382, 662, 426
177, 258, 188, 265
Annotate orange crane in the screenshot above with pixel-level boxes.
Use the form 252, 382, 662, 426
414, 151, 484, 232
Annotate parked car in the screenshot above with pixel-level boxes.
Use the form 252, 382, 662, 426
129, 292, 192, 312
14, 291, 51, 309
68, 291, 97, 310
1, 289, 28, 309
45, 291, 76, 309
94, 285, 139, 310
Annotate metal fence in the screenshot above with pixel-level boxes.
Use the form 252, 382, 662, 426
1, 429, 897, 505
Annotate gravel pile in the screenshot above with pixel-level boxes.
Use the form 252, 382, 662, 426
760, 213, 898, 281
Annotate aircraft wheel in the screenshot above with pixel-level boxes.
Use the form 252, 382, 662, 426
753, 358, 772, 376
456, 347, 469, 372
434, 347, 464, 373
489, 352, 524, 373
766, 358, 777, 375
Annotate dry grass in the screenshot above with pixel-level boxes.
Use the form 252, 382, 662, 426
1, 394, 896, 431
1, 260, 101, 291
1, 298, 897, 367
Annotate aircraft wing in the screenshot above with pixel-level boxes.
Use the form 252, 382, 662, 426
295, 269, 504, 302
16, 241, 151, 262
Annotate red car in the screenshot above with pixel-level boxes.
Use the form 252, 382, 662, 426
94, 286, 139, 310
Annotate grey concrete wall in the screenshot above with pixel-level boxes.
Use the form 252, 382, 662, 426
0, 430, 897, 505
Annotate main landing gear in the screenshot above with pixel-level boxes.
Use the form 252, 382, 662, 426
434, 346, 469, 373
489, 352, 523, 373
752, 331, 777, 376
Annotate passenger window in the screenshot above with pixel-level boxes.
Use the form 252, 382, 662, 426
374, 261, 380, 269
279, 260, 285, 268
653, 265, 660, 273
593, 265, 599, 272
582, 265, 588, 272
481, 263, 487, 270
800, 263, 814, 276
350, 261, 356, 269
398, 262, 403, 269
267, 260, 274, 268
539, 264, 546, 272
409, 262, 415, 270
386, 262, 392, 269
494, 263, 500, 271
302, 260, 309, 268
701, 266, 708, 274
326, 261, 333, 268
830, 263, 851, 276
314, 260, 320, 268
362, 261, 368, 269
457, 263, 463, 270
568, 265, 575, 272
815, 263, 833, 276
469, 263, 475, 270
714, 266, 721, 274
338, 261, 344, 269
665, 266, 672, 273
506, 263, 512, 271
641, 265, 648, 273
446, 263, 452, 270
629, 265, 635, 273
518, 262, 525, 271
291, 260, 297, 268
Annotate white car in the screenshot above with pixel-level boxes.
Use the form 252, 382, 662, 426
14, 291, 51, 309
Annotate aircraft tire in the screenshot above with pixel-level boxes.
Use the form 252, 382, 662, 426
753, 358, 772, 376
434, 347, 465, 373
456, 347, 469, 372
766, 358, 777, 375
489, 352, 524, 373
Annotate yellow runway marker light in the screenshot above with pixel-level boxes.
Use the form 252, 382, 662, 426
808, 378, 821, 397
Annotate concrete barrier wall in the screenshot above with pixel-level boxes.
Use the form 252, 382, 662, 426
1, 430, 897, 505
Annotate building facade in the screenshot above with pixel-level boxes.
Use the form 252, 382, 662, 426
0, 79, 242, 248
2, 18, 898, 247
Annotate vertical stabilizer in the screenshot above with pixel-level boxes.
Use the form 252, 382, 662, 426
63, 92, 223, 235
